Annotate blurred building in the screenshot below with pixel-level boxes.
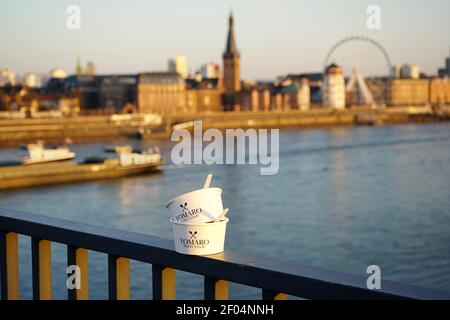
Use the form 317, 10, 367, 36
239, 82, 272, 112
76, 56, 83, 76
257, 83, 272, 112
429, 76, 450, 105
186, 77, 223, 113
437, 51, 450, 78
400, 64, 420, 79
438, 68, 448, 78
86, 62, 96, 77
446, 52, 450, 76
391, 64, 421, 79
45, 77, 66, 94
296, 79, 311, 111
138, 72, 187, 114
44, 73, 137, 114
168, 56, 188, 78
387, 63, 430, 106
0, 69, 17, 86
240, 81, 259, 111
24, 72, 41, 88
200, 63, 221, 78
51, 68, 67, 79
387, 78, 429, 106
271, 78, 310, 111
0, 83, 79, 116
27, 93, 79, 116
0, 85, 26, 111
64, 75, 101, 111
98, 75, 137, 113
285, 73, 322, 104
322, 63, 345, 109
222, 13, 241, 111
74, 57, 96, 77
238, 76, 311, 112
390, 66, 401, 78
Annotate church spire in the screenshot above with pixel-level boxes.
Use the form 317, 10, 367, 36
223, 12, 239, 59
222, 11, 241, 110
75, 55, 82, 76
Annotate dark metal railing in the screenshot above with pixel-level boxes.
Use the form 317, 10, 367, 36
0, 208, 449, 300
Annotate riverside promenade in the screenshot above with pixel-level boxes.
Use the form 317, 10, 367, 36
1, 107, 448, 146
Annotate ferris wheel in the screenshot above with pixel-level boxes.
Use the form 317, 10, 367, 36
323, 35, 393, 75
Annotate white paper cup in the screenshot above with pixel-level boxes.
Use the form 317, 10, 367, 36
170, 218, 228, 255
165, 188, 223, 224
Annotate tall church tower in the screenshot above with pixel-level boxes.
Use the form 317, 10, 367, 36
75, 55, 82, 76
222, 13, 241, 111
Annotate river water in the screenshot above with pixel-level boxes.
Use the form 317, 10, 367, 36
0, 123, 449, 299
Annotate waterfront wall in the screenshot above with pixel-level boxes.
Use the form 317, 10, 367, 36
0, 114, 157, 146
0, 107, 448, 146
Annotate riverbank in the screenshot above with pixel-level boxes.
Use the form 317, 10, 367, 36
1, 107, 449, 146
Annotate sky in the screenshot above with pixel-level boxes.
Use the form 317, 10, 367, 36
0, 0, 449, 80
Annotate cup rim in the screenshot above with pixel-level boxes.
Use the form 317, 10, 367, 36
165, 187, 223, 208
170, 217, 229, 226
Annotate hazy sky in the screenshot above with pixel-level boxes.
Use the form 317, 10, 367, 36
0, 0, 449, 80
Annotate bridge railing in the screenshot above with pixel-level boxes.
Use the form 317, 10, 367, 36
1, 208, 449, 300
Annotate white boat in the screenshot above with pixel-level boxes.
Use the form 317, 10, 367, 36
116, 146, 162, 167
22, 142, 76, 165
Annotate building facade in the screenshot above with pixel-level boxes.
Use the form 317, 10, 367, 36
400, 64, 420, 79
64, 75, 101, 111
99, 75, 137, 113
0, 69, 17, 86
323, 63, 345, 109
446, 53, 450, 77
138, 72, 187, 115
168, 56, 188, 79
24, 73, 41, 88
200, 63, 221, 79
387, 78, 429, 106
429, 76, 450, 105
186, 77, 223, 113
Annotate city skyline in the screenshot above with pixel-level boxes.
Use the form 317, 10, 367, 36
1, 0, 449, 80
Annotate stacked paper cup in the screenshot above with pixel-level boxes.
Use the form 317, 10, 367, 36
166, 174, 229, 255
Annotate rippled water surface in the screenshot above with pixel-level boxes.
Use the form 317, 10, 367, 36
1, 123, 449, 299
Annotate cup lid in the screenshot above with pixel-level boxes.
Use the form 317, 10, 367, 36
165, 187, 222, 208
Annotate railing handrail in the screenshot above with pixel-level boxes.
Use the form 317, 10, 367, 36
1, 208, 449, 300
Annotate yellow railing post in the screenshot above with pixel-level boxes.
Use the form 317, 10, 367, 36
116, 257, 130, 300
152, 265, 176, 300
32, 238, 53, 300
108, 255, 130, 300
75, 248, 89, 300
67, 246, 88, 300
204, 277, 229, 300
38, 240, 52, 300
5, 232, 20, 300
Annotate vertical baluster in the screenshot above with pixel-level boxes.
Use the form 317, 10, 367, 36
0, 231, 8, 300
204, 276, 228, 300
152, 264, 176, 300
108, 255, 130, 300
67, 246, 88, 300
0, 232, 20, 300
31, 238, 52, 300
262, 289, 288, 300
